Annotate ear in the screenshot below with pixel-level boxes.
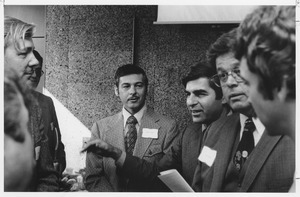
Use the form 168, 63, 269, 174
114, 86, 119, 97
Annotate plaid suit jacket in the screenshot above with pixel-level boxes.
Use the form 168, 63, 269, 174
85, 107, 178, 192
192, 113, 295, 192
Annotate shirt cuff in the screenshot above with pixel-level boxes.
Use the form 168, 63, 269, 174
115, 151, 126, 167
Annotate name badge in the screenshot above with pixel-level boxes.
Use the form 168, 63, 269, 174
198, 146, 217, 167
142, 128, 158, 139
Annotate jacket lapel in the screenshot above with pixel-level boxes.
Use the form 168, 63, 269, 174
134, 108, 160, 158
210, 114, 240, 191
241, 132, 282, 191
107, 112, 126, 151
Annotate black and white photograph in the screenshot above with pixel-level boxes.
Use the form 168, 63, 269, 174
2, 0, 298, 195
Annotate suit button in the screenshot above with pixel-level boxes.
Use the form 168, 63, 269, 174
238, 183, 241, 187
148, 150, 152, 155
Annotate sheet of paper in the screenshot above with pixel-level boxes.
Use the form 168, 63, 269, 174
158, 169, 194, 192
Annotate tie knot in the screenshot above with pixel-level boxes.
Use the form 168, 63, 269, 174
127, 115, 137, 125
244, 118, 255, 133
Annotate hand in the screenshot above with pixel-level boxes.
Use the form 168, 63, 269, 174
80, 139, 122, 160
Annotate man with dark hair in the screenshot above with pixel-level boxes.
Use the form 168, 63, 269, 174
192, 26, 294, 192
83, 62, 228, 189
84, 64, 178, 191
30, 50, 66, 176
237, 6, 296, 191
4, 16, 60, 191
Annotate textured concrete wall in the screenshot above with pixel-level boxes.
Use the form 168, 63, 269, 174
45, 5, 235, 133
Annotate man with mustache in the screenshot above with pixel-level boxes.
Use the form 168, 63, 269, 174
85, 64, 178, 191
192, 26, 294, 192
83, 62, 228, 189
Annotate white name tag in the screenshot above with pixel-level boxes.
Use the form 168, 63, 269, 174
198, 146, 217, 167
142, 128, 158, 138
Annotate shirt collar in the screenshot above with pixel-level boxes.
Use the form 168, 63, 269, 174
239, 114, 265, 137
122, 105, 147, 128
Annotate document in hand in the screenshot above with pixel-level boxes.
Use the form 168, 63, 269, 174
158, 169, 194, 192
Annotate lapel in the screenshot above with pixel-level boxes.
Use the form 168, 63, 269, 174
210, 113, 240, 191
134, 108, 160, 158
240, 132, 282, 191
107, 112, 126, 151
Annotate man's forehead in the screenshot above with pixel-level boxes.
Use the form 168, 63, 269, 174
119, 74, 144, 83
216, 52, 239, 70
186, 77, 210, 90
16, 38, 35, 51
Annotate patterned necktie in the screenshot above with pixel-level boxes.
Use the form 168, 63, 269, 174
125, 115, 138, 155
233, 118, 255, 172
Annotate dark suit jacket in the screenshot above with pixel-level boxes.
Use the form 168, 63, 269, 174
27, 93, 60, 191
192, 113, 295, 192
119, 122, 202, 187
34, 91, 66, 175
85, 107, 178, 192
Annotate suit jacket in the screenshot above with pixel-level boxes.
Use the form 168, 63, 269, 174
27, 93, 60, 191
192, 113, 295, 192
34, 91, 66, 175
119, 122, 202, 187
118, 105, 230, 187
85, 107, 178, 192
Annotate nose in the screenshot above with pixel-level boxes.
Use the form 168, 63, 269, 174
187, 94, 197, 107
128, 85, 137, 94
28, 51, 39, 66
225, 73, 238, 87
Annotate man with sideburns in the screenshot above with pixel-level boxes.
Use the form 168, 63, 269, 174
83, 62, 229, 188
84, 64, 178, 192
192, 27, 295, 192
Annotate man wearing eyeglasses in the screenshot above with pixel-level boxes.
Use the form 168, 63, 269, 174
30, 50, 66, 177
4, 16, 60, 191
192, 27, 294, 192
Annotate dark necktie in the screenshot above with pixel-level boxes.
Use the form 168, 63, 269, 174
125, 115, 137, 155
233, 118, 255, 172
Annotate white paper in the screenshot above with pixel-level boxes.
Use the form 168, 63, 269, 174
158, 169, 194, 192
142, 128, 158, 138
198, 146, 217, 167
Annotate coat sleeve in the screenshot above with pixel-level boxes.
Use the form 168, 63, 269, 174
84, 122, 114, 191
118, 119, 182, 181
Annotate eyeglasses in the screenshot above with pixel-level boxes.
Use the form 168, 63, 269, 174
211, 68, 244, 87
23, 66, 44, 76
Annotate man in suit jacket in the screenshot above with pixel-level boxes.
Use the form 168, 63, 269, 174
82, 62, 228, 188
117, 62, 226, 186
32, 50, 66, 176
237, 6, 296, 191
84, 64, 178, 192
192, 27, 295, 192
4, 16, 59, 191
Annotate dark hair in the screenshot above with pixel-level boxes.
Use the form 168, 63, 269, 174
207, 28, 238, 68
114, 64, 148, 88
4, 66, 32, 142
33, 49, 43, 66
235, 6, 295, 100
182, 62, 222, 100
